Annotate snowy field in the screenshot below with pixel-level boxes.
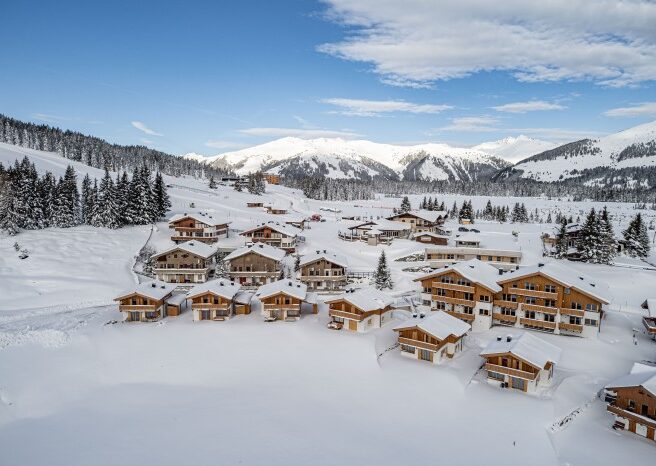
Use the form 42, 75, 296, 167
1, 143, 656, 465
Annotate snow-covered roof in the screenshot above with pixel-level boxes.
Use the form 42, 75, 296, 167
498, 262, 610, 304
454, 233, 481, 244
414, 259, 502, 293
388, 210, 447, 223
480, 333, 562, 369
168, 213, 230, 227
115, 280, 176, 301
187, 279, 241, 300
415, 232, 449, 239
165, 293, 188, 306
299, 250, 348, 269
642, 299, 656, 317
153, 240, 218, 259
606, 362, 656, 396
234, 291, 254, 305
240, 221, 300, 237
223, 243, 287, 262
394, 311, 470, 340
325, 288, 393, 312
255, 279, 308, 300
350, 219, 411, 232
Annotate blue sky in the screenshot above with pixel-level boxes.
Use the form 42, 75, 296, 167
2, 0, 655, 155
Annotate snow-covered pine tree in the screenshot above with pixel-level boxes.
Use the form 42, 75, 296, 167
578, 208, 604, 263
546, 212, 552, 224
294, 254, 301, 272
153, 172, 171, 220
554, 219, 569, 259
400, 196, 411, 213
450, 201, 458, 219
53, 165, 80, 228
374, 250, 393, 290
209, 175, 217, 189
623, 213, 651, 258
598, 206, 617, 264
81, 174, 92, 224
0, 167, 19, 235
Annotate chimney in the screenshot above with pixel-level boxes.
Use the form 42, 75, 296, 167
506, 335, 512, 343
498, 269, 503, 275
151, 283, 156, 288
288, 281, 292, 286
496, 336, 502, 341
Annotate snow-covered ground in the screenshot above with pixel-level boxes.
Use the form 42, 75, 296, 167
1, 143, 656, 465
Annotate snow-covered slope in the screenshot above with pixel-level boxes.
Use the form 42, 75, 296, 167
503, 121, 656, 185
473, 135, 555, 164
186, 137, 510, 182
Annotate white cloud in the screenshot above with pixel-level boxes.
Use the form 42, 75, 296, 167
438, 116, 499, 132
293, 116, 316, 128
603, 101, 656, 117
492, 100, 566, 113
205, 140, 248, 150
238, 127, 362, 139
319, 0, 656, 87
131, 121, 163, 136
321, 97, 452, 116
140, 138, 156, 146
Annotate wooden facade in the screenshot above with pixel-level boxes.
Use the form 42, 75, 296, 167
327, 299, 392, 332
386, 212, 444, 233
606, 380, 656, 441
169, 216, 229, 244
191, 293, 234, 321
396, 327, 464, 363
241, 225, 297, 251
153, 249, 214, 284
481, 352, 554, 393
414, 233, 448, 245
227, 251, 281, 288
263, 173, 280, 185
426, 248, 521, 270
299, 258, 347, 291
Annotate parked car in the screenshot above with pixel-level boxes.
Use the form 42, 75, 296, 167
470, 228, 480, 233
458, 227, 469, 232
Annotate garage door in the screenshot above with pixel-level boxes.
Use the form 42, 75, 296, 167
348, 320, 358, 331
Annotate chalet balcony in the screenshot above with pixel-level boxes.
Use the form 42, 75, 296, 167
643, 316, 656, 334
607, 404, 656, 429
301, 275, 345, 281
433, 282, 475, 293
398, 336, 441, 352
559, 322, 584, 333
329, 309, 363, 321
445, 310, 475, 322
229, 270, 279, 275
432, 296, 475, 307
155, 264, 209, 271
120, 304, 158, 312
559, 308, 585, 318
171, 235, 217, 243
263, 303, 302, 311
492, 312, 518, 324
495, 300, 519, 309
485, 363, 537, 380
520, 317, 557, 330
191, 303, 231, 310
510, 288, 558, 299
173, 226, 204, 232
522, 303, 559, 315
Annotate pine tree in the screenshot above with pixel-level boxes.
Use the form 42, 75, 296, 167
578, 208, 604, 263
53, 166, 80, 227
450, 201, 458, 219
546, 212, 552, 224
554, 219, 569, 259
294, 254, 301, 272
598, 206, 617, 264
400, 196, 411, 213
374, 251, 393, 290
623, 213, 651, 258
209, 175, 217, 189
483, 200, 493, 220
0, 168, 19, 235
81, 174, 92, 224
153, 172, 171, 219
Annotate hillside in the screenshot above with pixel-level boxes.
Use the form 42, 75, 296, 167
499, 121, 656, 188
472, 135, 555, 164
185, 137, 510, 182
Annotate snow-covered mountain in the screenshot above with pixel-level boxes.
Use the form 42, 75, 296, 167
472, 135, 555, 164
186, 137, 510, 182
498, 121, 656, 187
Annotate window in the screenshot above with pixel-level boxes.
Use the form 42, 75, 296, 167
479, 308, 489, 316
462, 306, 473, 314
525, 282, 536, 291
585, 303, 598, 311
628, 400, 635, 411
525, 297, 537, 305
488, 371, 504, 381
463, 292, 474, 301
570, 302, 582, 310
545, 284, 557, 293
544, 314, 555, 323
480, 295, 490, 302
435, 301, 446, 310
422, 287, 431, 293
419, 349, 432, 361
544, 299, 556, 308
569, 316, 582, 325
584, 318, 597, 326
501, 308, 515, 317
441, 277, 453, 284
401, 344, 415, 354
436, 288, 447, 297
502, 294, 517, 302
526, 311, 536, 319
511, 377, 526, 390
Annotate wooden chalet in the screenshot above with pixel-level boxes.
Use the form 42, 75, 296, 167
246, 201, 264, 208
414, 232, 449, 245
393, 311, 470, 363
265, 206, 287, 215
339, 219, 411, 244
425, 234, 522, 271
605, 362, 656, 442
298, 250, 348, 292
224, 243, 286, 288
641, 299, 656, 338
255, 279, 317, 321
168, 213, 230, 244
263, 173, 280, 185
480, 333, 561, 393
386, 210, 448, 233
414, 259, 502, 332
188, 279, 243, 321
493, 262, 609, 338
325, 288, 393, 332
114, 281, 177, 322
152, 241, 217, 284
240, 221, 300, 252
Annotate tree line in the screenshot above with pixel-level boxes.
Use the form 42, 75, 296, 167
0, 156, 170, 235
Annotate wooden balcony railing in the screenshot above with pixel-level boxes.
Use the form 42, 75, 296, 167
120, 304, 158, 311
446, 310, 475, 322
433, 296, 475, 307
492, 313, 518, 323
522, 303, 559, 315
191, 303, 230, 310
433, 282, 475, 293
494, 300, 519, 309
607, 404, 656, 429
558, 322, 583, 333
485, 363, 538, 380
398, 336, 440, 352
520, 317, 557, 330
510, 288, 558, 299
559, 308, 585, 318
643, 317, 656, 333
329, 309, 363, 321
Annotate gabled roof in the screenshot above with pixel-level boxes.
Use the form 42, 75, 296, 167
414, 232, 449, 239
299, 250, 348, 269
414, 259, 502, 293
168, 213, 230, 227
350, 218, 411, 232
152, 240, 218, 260
393, 311, 470, 340
454, 233, 481, 244
115, 280, 176, 301
480, 333, 562, 369
497, 262, 610, 304
255, 279, 308, 301
387, 210, 448, 223
325, 288, 393, 312
223, 243, 286, 262
187, 279, 241, 300
240, 221, 300, 237
605, 362, 656, 396
234, 291, 254, 305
